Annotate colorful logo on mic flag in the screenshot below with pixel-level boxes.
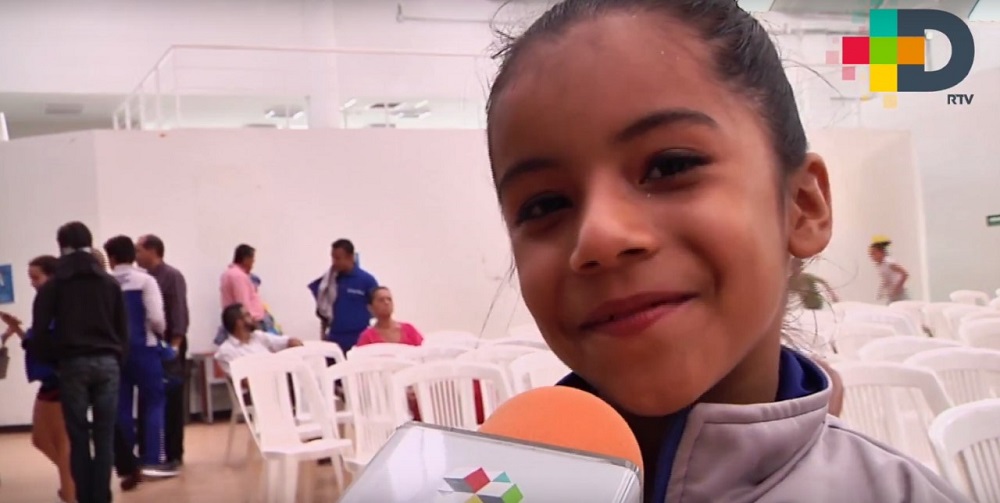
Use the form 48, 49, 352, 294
437, 467, 523, 503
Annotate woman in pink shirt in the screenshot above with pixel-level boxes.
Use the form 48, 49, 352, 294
356, 286, 424, 346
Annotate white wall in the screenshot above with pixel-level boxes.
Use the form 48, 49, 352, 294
805, 129, 926, 303
0, 133, 101, 426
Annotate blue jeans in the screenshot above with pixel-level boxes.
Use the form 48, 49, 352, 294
118, 346, 166, 466
59, 355, 120, 503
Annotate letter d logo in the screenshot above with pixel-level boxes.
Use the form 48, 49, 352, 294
893, 9, 975, 92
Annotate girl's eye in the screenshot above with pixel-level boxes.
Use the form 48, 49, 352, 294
514, 194, 571, 224
642, 151, 709, 183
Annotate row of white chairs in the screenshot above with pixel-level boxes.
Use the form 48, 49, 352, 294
833, 347, 1000, 502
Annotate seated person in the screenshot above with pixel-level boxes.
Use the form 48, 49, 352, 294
214, 303, 303, 376
356, 286, 424, 347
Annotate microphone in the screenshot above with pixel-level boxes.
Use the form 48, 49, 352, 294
340, 386, 643, 503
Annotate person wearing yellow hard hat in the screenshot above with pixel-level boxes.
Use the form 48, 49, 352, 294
868, 235, 910, 304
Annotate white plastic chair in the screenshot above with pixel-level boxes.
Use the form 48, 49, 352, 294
231, 355, 352, 502
418, 343, 473, 362
906, 347, 1000, 405
508, 351, 570, 394
858, 336, 962, 363
830, 321, 897, 359
834, 361, 953, 466
484, 336, 550, 350
962, 310, 1000, 325
281, 342, 352, 429
959, 318, 1000, 351
945, 305, 991, 341
324, 358, 414, 472
923, 302, 963, 339
390, 361, 513, 431
223, 376, 254, 465
842, 307, 923, 336
950, 290, 991, 307
889, 300, 928, 331
421, 330, 482, 349
928, 398, 1000, 502
989, 297, 1000, 311
347, 342, 424, 361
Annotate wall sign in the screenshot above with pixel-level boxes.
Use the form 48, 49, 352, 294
987, 214, 1000, 227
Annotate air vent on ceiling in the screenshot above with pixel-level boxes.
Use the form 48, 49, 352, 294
264, 107, 304, 119
44, 103, 84, 115
367, 123, 397, 128
369, 102, 402, 110
245, 123, 279, 128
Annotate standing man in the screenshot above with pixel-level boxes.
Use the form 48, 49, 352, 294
136, 234, 189, 471
312, 239, 378, 353
28, 222, 128, 503
104, 236, 177, 479
220, 244, 265, 333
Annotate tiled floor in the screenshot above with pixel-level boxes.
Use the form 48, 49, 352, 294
0, 423, 348, 503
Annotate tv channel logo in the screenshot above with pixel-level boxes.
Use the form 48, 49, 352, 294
837, 9, 975, 108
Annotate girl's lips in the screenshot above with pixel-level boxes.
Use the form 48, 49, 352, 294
580, 292, 696, 337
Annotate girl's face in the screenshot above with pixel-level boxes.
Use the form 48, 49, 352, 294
489, 13, 832, 416
369, 288, 394, 319
28, 266, 50, 290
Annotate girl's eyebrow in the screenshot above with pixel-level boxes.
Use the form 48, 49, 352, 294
496, 157, 557, 200
495, 108, 718, 199
613, 108, 719, 144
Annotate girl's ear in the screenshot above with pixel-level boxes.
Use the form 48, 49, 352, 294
786, 153, 833, 259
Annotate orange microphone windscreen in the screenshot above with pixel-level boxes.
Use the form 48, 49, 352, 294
478, 386, 643, 473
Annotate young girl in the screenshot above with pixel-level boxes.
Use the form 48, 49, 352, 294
0, 256, 76, 503
869, 236, 910, 304
356, 286, 425, 347
485, 1, 965, 501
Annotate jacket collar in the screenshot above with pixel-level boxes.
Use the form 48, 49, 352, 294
559, 347, 830, 502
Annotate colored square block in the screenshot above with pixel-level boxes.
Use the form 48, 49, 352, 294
842, 37, 870, 64
869, 37, 897, 64
825, 50, 839, 64
445, 477, 474, 493
842, 66, 857, 81
897, 37, 925, 65
464, 496, 484, 503
869, 64, 897, 92
882, 93, 898, 109
477, 483, 524, 503
870, 9, 898, 37
464, 468, 491, 493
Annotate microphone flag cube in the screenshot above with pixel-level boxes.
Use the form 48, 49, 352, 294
437, 467, 524, 503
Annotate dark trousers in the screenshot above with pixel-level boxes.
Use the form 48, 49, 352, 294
113, 427, 139, 477
59, 354, 120, 503
163, 338, 187, 463
118, 346, 166, 467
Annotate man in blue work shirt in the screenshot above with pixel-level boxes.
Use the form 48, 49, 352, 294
310, 239, 378, 354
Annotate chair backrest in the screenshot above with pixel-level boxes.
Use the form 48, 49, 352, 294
842, 307, 923, 336
348, 342, 424, 361
928, 398, 1000, 503
232, 354, 335, 452
227, 353, 273, 450
959, 318, 1000, 351
950, 290, 991, 307
923, 302, 963, 339
280, 342, 347, 421
418, 344, 473, 362
422, 330, 482, 349
834, 361, 953, 460
989, 297, 1000, 311
831, 321, 898, 359
390, 361, 513, 430
906, 347, 1000, 405
945, 305, 991, 340
963, 310, 1000, 325
508, 351, 570, 394
324, 358, 414, 464
888, 300, 927, 329
858, 336, 962, 363
483, 337, 550, 351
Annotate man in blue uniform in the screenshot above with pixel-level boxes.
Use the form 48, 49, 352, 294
310, 239, 378, 354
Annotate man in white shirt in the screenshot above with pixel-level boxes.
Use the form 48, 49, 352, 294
214, 303, 303, 376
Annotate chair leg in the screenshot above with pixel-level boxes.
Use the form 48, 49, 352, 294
224, 411, 239, 464
280, 458, 299, 503
332, 455, 346, 494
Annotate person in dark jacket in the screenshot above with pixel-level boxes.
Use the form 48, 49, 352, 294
28, 221, 128, 503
